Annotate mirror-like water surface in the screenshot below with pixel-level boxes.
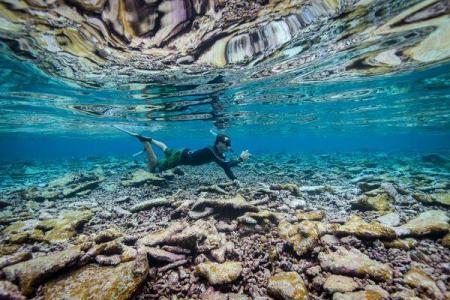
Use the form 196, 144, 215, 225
0, 0, 449, 139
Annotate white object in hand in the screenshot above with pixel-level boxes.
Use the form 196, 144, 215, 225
240, 150, 251, 161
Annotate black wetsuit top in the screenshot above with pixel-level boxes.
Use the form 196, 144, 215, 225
180, 146, 241, 180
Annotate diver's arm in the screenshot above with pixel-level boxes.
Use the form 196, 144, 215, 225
209, 148, 239, 179
209, 147, 251, 180
213, 153, 243, 168
218, 157, 240, 180
215, 149, 251, 167
223, 165, 237, 180
226, 158, 242, 168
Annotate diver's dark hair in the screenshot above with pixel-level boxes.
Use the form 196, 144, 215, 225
215, 134, 231, 146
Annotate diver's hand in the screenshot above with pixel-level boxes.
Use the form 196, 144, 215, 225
239, 150, 251, 161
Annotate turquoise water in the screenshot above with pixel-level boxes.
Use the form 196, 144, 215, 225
1, 1, 450, 299
1, 52, 449, 161
1, 0, 449, 163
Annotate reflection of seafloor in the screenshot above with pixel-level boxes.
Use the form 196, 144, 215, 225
0, 0, 449, 87
0, 152, 449, 299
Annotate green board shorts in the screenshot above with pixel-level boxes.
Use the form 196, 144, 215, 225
152, 148, 186, 172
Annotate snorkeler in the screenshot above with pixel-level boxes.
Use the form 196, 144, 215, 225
135, 133, 250, 180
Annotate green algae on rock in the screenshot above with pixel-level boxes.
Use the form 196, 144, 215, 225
332, 290, 385, 300
195, 261, 243, 285
0, 212, 33, 226
319, 247, 393, 281
390, 290, 423, 300
351, 193, 392, 212
278, 220, 321, 257
37, 210, 94, 242
237, 210, 282, 226
363, 285, 390, 299
0, 251, 32, 269
404, 267, 443, 300
442, 233, 450, 248
3, 247, 83, 296
398, 210, 449, 237
383, 238, 417, 250
323, 275, 359, 293
296, 210, 325, 221
21, 173, 103, 201
433, 192, 450, 207
2, 219, 40, 244
42, 254, 149, 300
414, 192, 450, 207
335, 215, 396, 240
121, 169, 166, 187
412, 193, 435, 205
0, 244, 21, 256
93, 228, 123, 244
267, 271, 308, 300
3, 210, 93, 244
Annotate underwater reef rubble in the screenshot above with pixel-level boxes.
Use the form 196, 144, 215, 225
0, 152, 449, 299
19, 172, 104, 201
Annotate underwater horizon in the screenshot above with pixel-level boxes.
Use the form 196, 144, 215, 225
1, 0, 450, 161
0, 0, 450, 299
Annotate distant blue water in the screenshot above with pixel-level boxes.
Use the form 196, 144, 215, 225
1, 131, 449, 162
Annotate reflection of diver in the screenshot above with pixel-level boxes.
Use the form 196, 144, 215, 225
113, 126, 250, 180
210, 94, 229, 129
142, 93, 230, 129
139, 133, 250, 180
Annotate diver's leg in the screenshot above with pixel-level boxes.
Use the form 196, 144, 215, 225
143, 142, 158, 169
150, 139, 168, 152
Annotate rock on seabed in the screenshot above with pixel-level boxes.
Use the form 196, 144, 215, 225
383, 238, 417, 250
195, 261, 243, 285
351, 193, 392, 212
442, 233, 450, 248
3, 247, 83, 296
399, 210, 449, 237
376, 212, 400, 227
278, 220, 321, 257
433, 192, 450, 207
21, 173, 102, 201
42, 256, 149, 300
267, 272, 309, 300
130, 197, 172, 212
336, 215, 396, 240
0, 280, 26, 300
318, 247, 393, 281
121, 169, 165, 187
323, 275, 358, 293
404, 267, 443, 300
3, 210, 93, 243
332, 290, 385, 300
